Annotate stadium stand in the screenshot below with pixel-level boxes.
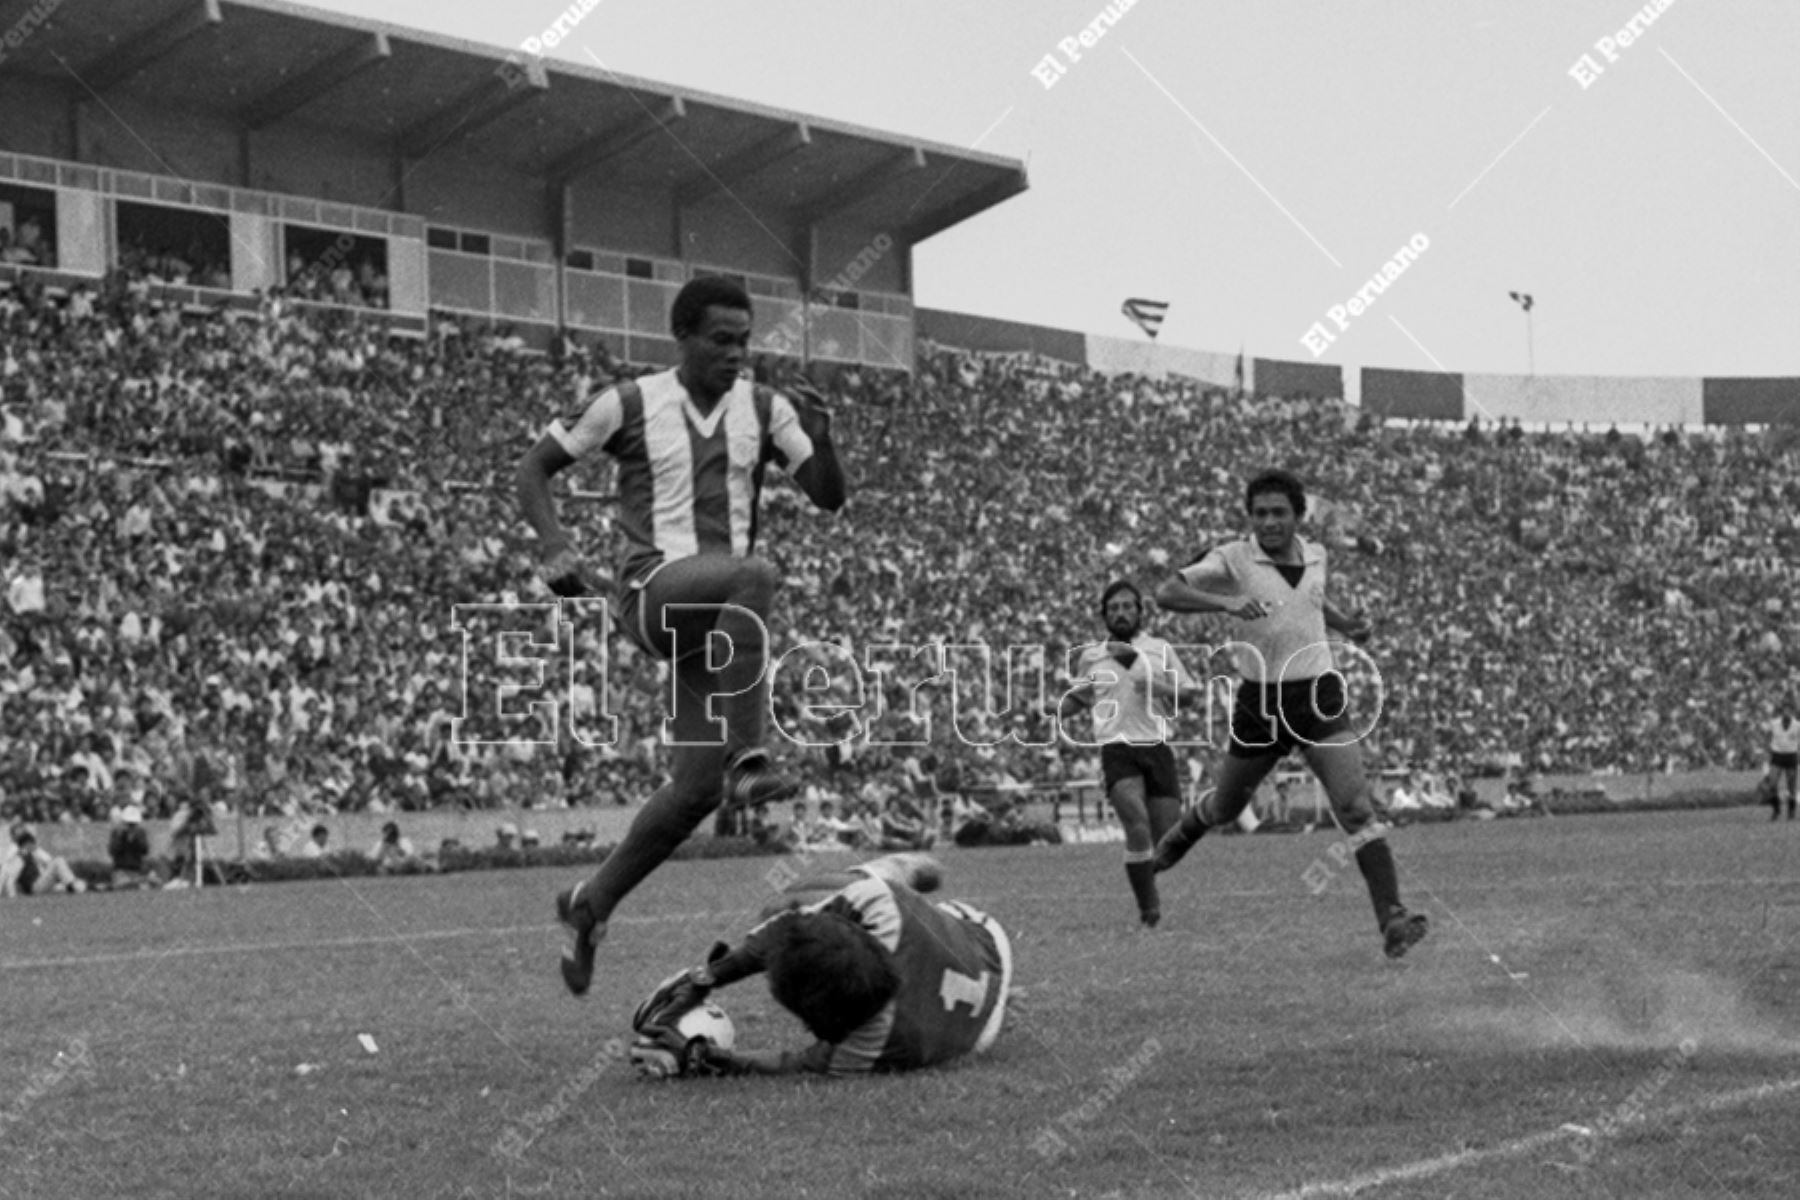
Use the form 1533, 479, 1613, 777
4, 271, 1797, 830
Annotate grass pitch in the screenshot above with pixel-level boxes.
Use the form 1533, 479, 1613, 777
5, 808, 1799, 1199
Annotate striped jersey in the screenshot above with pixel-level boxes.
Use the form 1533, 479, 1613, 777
547, 370, 817, 584
1179, 534, 1336, 684
724, 870, 1010, 1075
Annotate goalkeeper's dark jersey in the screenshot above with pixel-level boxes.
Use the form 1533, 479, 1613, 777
730, 871, 1011, 1075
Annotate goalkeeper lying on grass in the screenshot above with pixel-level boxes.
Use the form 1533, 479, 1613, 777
631, 853, 1012, 1077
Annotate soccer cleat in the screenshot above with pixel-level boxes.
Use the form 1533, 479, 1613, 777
555, 882, 607, 997
1151, 810, 1206, 874
1382, 910, 1429, 960
722, 747, 798, 811
1140, 907, 1161, 929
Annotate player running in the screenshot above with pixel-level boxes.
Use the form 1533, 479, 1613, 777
516, 276, 847, 997
630, 854, 1011, 1076
1150, 469, 1430, 959
1059, 580, 1198, 928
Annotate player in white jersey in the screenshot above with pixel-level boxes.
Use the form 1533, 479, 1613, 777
1150, 469, 1429, 960
1060, 580, 1197, 927
1767, 706, 1799, 820
517, 276, 847, 998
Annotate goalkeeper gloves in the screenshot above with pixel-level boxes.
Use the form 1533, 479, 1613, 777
628, 1025, 734, 1080
632, 942, 731, 1033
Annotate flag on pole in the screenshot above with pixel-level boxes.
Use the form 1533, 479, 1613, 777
1508, 291, 1534, 313
1121, 298, 1170, 339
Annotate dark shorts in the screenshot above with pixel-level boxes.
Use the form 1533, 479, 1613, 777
1772, 752, 1798, 771
615, 565, 674, 660
1228, 674, 1354, 760
1101, 742, 1182, 799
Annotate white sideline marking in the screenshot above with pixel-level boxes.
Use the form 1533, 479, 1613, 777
0, 910, 722, 972
1257, 1077, 1800, 1198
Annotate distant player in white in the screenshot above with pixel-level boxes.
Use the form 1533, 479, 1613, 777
1059, 580, 1197, 928
1767, 706, 1799, 821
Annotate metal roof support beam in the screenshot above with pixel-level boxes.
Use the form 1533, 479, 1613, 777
791, 146, 926, 228
81, 0, 223, 93
899, 168, 1028, 245
240, 33, 391, 130
548, 97, 686, 185
674, 122, 811, 210
399, 59, 549, 159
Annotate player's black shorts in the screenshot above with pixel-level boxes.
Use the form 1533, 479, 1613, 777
1771, 751, 1798, 771
1101, 742, 1182, 798
615, 565, 675, 660
1228, 674, 1353, 760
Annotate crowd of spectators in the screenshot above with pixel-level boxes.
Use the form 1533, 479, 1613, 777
284, 251, 390, 310
3, 268, 1797, 834
115, 238, 232, 291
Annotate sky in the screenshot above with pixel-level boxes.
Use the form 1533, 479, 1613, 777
302, 0, 1800, 379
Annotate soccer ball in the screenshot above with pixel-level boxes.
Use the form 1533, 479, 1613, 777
674, 1000, 736, 1053
629, 1001, 736, 1080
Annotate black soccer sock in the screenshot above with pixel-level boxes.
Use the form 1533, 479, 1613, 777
1152, 805, 1209, 873
1353, 837, 1403, 928
1124, 857, 1160, 923
580, 780, 716, 925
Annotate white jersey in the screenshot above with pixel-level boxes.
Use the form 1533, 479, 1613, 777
1769, 718, 1800, 755
1074, 633, 1196, 745
1178, 535, 1334, 684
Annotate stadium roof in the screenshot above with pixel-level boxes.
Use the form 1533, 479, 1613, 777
2, 0, 1027, 243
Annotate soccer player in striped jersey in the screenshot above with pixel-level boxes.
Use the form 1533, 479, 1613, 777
517, 276, 847, 997
631, 855, 1011, 1076
1150, 469, 1429, 960
1059, 580, 1197, 928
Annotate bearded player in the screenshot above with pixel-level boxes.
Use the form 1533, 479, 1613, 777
1058, 580, 1197, 928
1151, 469, 1429, 959
630, 854, 1011, 1077
517, 276, 847, 998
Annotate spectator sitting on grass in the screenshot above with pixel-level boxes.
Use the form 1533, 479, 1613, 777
879, 793, 936, 851
747, 803, 780, 847
1, 825, 86, 896
1388, 774, 1424, 818
298, 823, 330, 859
812, 800, 859, 849
781, 801, 817, 851
368, 821, 420, 873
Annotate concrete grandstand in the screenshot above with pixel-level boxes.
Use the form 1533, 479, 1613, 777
0, 0, 1026, 362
